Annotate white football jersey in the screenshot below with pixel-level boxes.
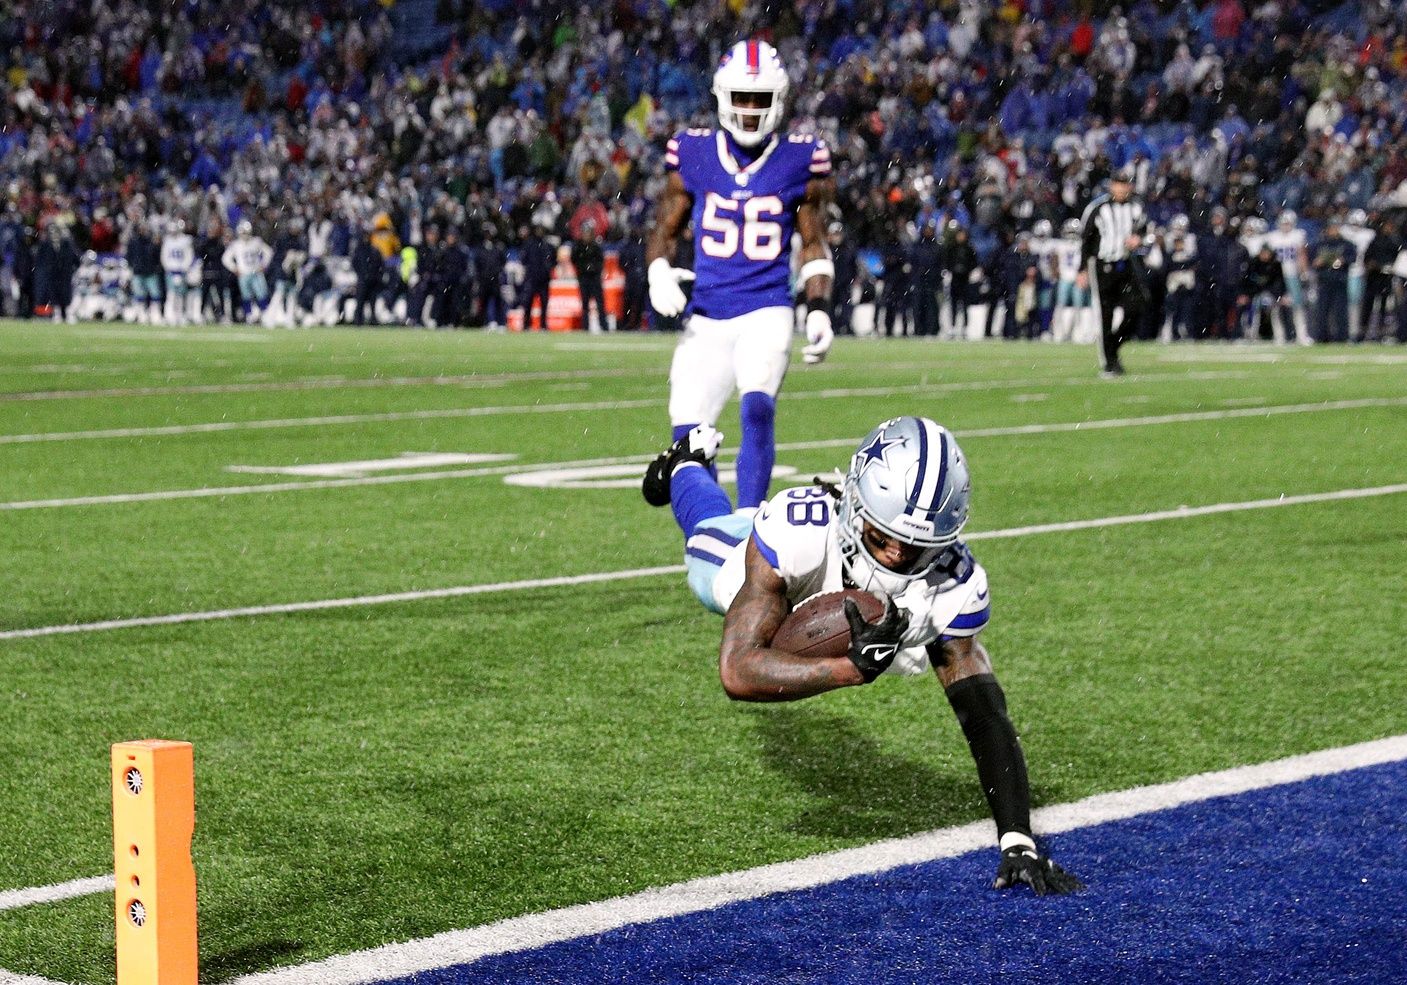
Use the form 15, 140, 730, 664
708, 484, 991, 676
1052, 238, 1084, 281
1263, 228, 1307, 277
160, 234, 196, 274
1031, 236, 1059, 279
223, 237, 272, 276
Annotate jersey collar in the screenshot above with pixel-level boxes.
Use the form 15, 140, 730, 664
716, 131, 779, 187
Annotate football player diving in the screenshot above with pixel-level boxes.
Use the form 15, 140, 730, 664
644, 417, 1081, 895
644, 39, 836, 512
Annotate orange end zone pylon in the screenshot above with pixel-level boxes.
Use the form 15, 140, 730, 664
111, 740, 198, 985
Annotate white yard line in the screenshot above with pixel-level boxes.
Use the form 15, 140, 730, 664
65, 328, 272, 343
0, 367, 639, 402
0, 372, 1390, 446
3, 396, 1405, 510
221, 734, 1407, 984
0, 875, 114, 913
2, 481, 1403, 641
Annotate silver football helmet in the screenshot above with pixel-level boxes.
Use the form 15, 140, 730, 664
1061, 218, 1082, 239
1033, 219, 1053, 239
837, 416, 971, 596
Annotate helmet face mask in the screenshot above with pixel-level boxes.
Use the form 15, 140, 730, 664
713, 40, 789, 148
837, 417, 971, 596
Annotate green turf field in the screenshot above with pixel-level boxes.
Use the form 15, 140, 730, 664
1, 320, 1404, 983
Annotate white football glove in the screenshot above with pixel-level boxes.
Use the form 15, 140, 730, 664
802, 308, 834, 364
648, 257, 696, 317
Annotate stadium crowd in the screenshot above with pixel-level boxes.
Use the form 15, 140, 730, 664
2, 0, 1407, 342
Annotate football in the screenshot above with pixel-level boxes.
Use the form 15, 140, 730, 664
770, 589, 886, 660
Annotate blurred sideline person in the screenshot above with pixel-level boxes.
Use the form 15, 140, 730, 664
1263, 210, 1312, 344
645, 39, 835, 512
160, 219, 197, 323
643, 415, 1082, 896
222, 220, 273, 323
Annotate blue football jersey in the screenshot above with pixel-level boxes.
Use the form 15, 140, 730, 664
665, 128, 831, 320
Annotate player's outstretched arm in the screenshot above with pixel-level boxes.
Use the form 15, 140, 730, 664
930, 636, 1083, 895
719, 540, 866, 702
797, 178, 836, 363
646, 172, 695, 317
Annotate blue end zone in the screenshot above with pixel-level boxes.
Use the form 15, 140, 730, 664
384, 759, 1407, 984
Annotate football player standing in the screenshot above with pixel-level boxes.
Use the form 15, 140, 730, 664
642, 418, 1082, 895
643, 40, 835, 512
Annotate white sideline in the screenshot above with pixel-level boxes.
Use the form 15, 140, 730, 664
2, 481, 1404, 641
3, 396, 1405, 511
222, 733, 1407, 984
0, 875, 113, 913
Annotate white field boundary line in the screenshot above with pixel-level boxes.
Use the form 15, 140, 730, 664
3, 396, 1405, 512
0, 368, 641, 403
0, 369, 1270, 443
222, 733, 1407, 984
2, 481, 1405, 642
0, 875, 113, 913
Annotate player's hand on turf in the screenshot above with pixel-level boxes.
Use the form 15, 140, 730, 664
802, 309, 834, 364
648, 258, 696, 317
993, 844, 1083, 895
843, 596, 906, 682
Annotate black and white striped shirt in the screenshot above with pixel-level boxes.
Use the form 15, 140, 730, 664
1081, 194, 1146, 263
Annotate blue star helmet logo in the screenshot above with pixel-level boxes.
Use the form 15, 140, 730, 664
857, 433, 903, 473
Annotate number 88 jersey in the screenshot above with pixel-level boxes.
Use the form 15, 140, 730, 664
709, 484, 992, 673
666, 128, 830, 320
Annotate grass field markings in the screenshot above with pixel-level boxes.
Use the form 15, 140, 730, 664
226, 452, 518, 479
0, 367, 640, 402
3, 481, 1405, 640
1156, 349, 1407, 365
1220, 396, 1268, 406
223, 733, 1407, 985
0, 969, 64, 985
1009, 393, 1049, 402
505, 463, 799, 489
4, 396, 1406, 511
0, 875, 114, 913
0, 368, 1298, 444
66, 328, 272, 343
0, 565, 687, 640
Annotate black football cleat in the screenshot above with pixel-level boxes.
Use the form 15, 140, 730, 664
641, 425, 722, 507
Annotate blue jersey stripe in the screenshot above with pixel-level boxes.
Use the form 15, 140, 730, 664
948, 606, 990, 631
685, 545, 727, 566
751, 530, 779, 569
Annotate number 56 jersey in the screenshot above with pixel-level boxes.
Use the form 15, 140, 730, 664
702, 485, 991, 676
666, 128, 830, 320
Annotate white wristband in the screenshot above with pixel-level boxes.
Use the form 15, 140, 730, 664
797, 258, 835, 286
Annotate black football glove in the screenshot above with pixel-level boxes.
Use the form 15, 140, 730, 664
842, 596, 907, 683
993, 844, 1083, 896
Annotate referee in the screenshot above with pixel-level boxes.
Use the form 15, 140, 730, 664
1079, 166, 1148, 376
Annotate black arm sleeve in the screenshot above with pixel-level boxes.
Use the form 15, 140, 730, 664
944, 673, 1032, 839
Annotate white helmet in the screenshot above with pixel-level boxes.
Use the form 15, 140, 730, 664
1061, 218, 1082, 238
1277, 209, 1298, 230
712, 40, 789, 148
1033, 219, 1053, 239
836, 416, 971, 597
237, 219, 253, 236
